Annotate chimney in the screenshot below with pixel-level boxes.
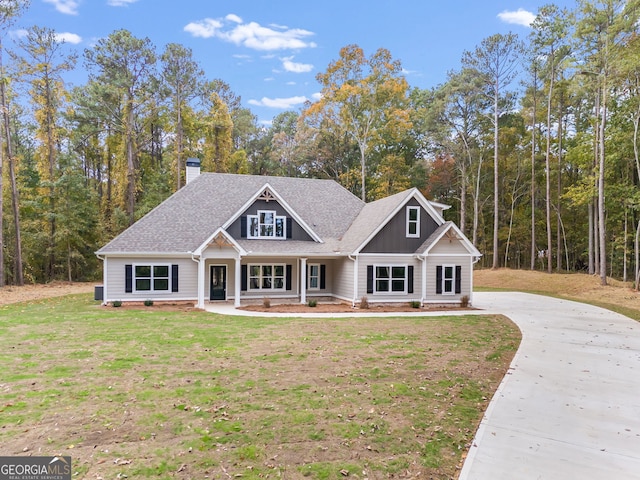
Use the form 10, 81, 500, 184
186, 158, 201, 184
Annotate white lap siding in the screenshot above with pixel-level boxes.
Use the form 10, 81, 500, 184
357, 255, 423, 304
424, 255, 473, 304
104, 256, 198, 303
332, 258, 355, 302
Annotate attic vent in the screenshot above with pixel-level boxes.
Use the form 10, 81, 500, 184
258, 189, 276, 202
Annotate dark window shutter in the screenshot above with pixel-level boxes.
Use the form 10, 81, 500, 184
286, 218, 292, 239
436, 266, 443, 294
240, 216, 247, 238
286, 264, 292, 290
455, 265, 462, 294
367, 265, 374, 294
172, 264, 179, 292
320, 264, 326, 289
241, 264, 247, 291
407, 265, 414, 294
125, 264, 133, 293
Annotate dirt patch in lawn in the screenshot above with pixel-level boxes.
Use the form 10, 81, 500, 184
0, 281, 94, 305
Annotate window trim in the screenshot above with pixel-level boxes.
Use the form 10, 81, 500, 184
247, 263, 287, 291
247, 210, 287, 239
441, 264, 456, 295
406, 206, 420, 238
308, 263, 320, 290
133, 263, 171, 293
373, 264, 407, 295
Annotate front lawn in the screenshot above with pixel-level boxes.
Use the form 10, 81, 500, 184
0, 295, 519, 479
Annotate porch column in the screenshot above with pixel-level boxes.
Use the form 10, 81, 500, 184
234, 256, 241, 308
197, 256, 206, 309
421, 255, 427, 306
300, 257, 307, 304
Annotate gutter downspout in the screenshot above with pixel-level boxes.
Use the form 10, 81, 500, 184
190, 252, 204, 309
348, 254, 358, 307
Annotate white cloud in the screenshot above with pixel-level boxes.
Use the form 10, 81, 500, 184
286, 81, 297, 85
248, 96, 308, 109
55, 32, 82, 44
282, 56, 313, 73
311, 92, 322, 101
184, 14, 316, 51
184, 18, 223, 38
43, 0, 79, 15
13, 28, 81, 44
107, 0, 139, 5
226, 13, 243, 23
498, 8, 536, 27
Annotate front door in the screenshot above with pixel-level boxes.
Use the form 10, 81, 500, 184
210, 265, 227, 301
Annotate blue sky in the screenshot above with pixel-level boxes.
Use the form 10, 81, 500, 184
14, 0, 576, 124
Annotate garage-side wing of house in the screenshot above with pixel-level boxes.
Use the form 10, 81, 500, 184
340, 189, 481, 305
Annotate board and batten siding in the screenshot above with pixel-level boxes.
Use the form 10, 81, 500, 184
357, 255, 423, 303
103, 256, 198, 303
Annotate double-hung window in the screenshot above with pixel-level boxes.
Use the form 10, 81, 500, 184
248, 264, 286, 290
406, 206, 420, 238
135, 265, 169, 292
375, 265, 407, 293
248, 210, 286, 239
436, 265, 461, 295
442, 265, 455, 294
308, 264, 320, 290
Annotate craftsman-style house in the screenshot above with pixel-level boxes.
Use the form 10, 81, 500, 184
96, 161, 481, 308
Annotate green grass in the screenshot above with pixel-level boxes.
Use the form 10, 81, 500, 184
0, 294, 519, 479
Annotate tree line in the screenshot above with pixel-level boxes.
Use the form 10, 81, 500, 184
1, 0, 640, 287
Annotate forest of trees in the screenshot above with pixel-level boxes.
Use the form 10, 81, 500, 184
1, 0, 640, 287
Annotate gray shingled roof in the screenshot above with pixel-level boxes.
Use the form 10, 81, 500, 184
97, 173, 365, 255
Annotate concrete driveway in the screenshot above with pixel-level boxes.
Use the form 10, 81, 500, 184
460, 292, 640, 480
205, 291, 640, 478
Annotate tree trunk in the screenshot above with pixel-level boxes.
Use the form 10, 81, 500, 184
545, 62, 554, 274
598, 79, 607, 286
0, 48, 23, 286
126, 96, 136, 225
530, 67, 537, 271
492, 85, 499, 269
176, 98, 183, 190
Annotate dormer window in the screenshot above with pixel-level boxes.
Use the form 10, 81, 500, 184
248, 210, 286, 239
406, 206, 420, 238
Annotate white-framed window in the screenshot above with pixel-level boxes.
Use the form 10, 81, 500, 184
442, 265, 455, 294
308, 264, 320, 290
134, 264, 170, 292
406, 206, 420, 238
248, 264, 286, 290
248, 210, 286, 239
375, 265, 407, 294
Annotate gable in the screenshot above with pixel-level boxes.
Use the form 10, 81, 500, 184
226, 198, 314, 242
360, 198, 439, 254
428, 234, 475, 255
